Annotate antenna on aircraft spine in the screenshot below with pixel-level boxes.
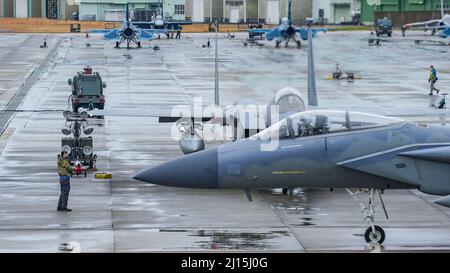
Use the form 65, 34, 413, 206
214, 21, 219, 105
307, 18, 318, 107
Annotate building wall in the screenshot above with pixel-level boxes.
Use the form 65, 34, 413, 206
3, 0, 13, 16
163, 0, 186, 20
212, 0, 223, 19
224, 1, 245, 22
292, 0, 313, 24
361, 0, 450, 24
15, 0, 28, 18
79, 2, 148, 21
246, 0, 257, 20
31, 0, 42, 17
183, 0, 312, 23
204, 0, 210, 20
185, 0, 191, 19
312, 0, 361, 24
255, 0, 312, 25
64, 0, 78, 19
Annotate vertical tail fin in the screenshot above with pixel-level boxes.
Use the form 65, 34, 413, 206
288, 0, 292, 23
125, 3, 130, 24
157, 0, 162, 16
306, 19, 318, 107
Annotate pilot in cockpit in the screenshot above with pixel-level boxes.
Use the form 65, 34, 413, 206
293, 114, 330, 137
299, 116, 314, 137
313, 114, 330, 135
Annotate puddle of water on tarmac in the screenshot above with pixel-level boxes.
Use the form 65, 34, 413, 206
187, 230, 291, 250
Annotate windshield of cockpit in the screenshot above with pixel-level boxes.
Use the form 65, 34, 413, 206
253, 110, 402, 141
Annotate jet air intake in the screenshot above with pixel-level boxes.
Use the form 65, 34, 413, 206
286, 26, 296, 36
123, 27, 134, 37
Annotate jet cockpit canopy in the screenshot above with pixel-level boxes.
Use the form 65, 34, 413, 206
253, 110, 403, 141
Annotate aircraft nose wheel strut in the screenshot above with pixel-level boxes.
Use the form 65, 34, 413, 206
345, 188, 388, 245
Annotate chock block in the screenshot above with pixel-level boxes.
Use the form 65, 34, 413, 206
95, 173, 112, 179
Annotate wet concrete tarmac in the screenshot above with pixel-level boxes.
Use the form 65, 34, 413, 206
0, 31, 449, 252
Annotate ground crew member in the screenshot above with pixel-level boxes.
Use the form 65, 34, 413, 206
207, 38, 211, 48
429, 65, 440, 95
57, 152, 72, 212
175, 26, 182, 39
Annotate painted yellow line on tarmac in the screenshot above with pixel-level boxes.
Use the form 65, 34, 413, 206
272, 170, 306, 175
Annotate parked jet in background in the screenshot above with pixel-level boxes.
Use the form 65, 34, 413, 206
89, 21, 310, 154
402, 0, 450, 38
134, 0, 192, 38
248, 0, 326, 48
135, 20, 450, 246
89, 3, 157, 48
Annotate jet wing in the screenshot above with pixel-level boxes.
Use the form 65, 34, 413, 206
89, 28, 120, 40
88, 105, 263, 127
265, 26, 284, 41
337, 143, 450, 195
88, 29, 114, 34
398, 146, 450, 164
248, 28, 271, 35
441, 28, 450, 38
88, 109, 217, 123
137, 29, 156, 40
103, 29, 120, 40
296, 28, 327, 40
403, 19, 442, 29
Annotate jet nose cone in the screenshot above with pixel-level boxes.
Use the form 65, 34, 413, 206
133, 147, 218, 189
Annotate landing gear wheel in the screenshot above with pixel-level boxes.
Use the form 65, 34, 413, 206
115, 41, 119, 48
137, 41, 141, 48
296, 41, 301, 49
364, 225, 385, 245
282, 188, 288, 195
275, 41, 281, 48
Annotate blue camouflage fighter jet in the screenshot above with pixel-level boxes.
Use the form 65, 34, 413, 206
248, 0, 326, 48
89, 3, 160, 49
133, 0, 192, 39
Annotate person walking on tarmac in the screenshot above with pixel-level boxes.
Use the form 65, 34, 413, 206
429, 65, 440, 95
57, 152, 73, 212
175, 26, 182, 39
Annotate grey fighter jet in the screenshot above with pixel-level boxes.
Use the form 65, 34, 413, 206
134, 20, 450, 245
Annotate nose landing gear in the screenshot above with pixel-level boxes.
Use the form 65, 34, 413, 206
346, 188, 388, 245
